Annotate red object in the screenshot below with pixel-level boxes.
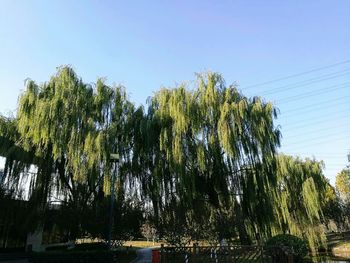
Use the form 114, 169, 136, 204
152, 249, 161, 263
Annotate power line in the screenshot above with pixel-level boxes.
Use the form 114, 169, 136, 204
282, 153, 346, 156
323, 168, 346, 171
279, 112, 349, 130
283, 136, 350, 150
243, 62, 349, 160
279, 156, 346, 159
281, 96, 350, 115
242, 59, 350, 89
324, 164, 349, 166
324, 168, 348, 170
282, 133, 350, 144
258, 69, 350, 96
279, 150, 348, 156
284, 133, 350, 146
282, 155, 346, 159
300, 157, 346, 159
283, 124, 349, 139
283, 135, 350, 147
282, 103, 349, 119
276, 82, 349, 103
281, 150, 347, 154
279, 110, 349, 128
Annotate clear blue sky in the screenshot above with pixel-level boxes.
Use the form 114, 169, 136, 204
0, 0, 349, 184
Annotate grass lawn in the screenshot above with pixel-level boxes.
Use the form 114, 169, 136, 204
76, 238, 162, 248
124, 240, 162, 248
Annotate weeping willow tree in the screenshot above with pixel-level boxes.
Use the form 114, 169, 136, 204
132, 72, 282, 244
0, 115, 37, 198
133, 72, 328, 248
271, 154, 328, 250
0, 67, 330, 248
1, 67, 139, 238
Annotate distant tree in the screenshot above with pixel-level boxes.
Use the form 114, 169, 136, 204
334, 168, 350, 230
322, 182, 343, 230
83, 196, 144, 247
141, 223, 157, 243
336, 169, 350, 201
157, 199, 192, 246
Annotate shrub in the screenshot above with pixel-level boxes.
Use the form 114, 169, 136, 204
265, 234, 308, 261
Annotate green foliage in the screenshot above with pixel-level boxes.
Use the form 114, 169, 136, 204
83, 196, 144, 246
322, 183, 344, 229
157, 199, 192, 246
336, 169, 350, 200
271, 155, 327, 250
0, 67, 330, 250
266, 234, 308, 261
16, 67, 135, 188
0, 116, 35, 199
1, 66, 139, 239
143, 72, 281, 245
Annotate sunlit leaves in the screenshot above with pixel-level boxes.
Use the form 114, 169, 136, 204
274, 155, 327, 250
335, 169, 350, 200
0, 67, 330, 248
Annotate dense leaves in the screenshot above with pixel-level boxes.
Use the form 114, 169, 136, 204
336, 169, 350, 201
0, 67, 330, 249
271, 155, 327, 250
266, 234, 308, 262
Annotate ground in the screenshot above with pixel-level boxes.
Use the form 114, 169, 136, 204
327, 232, 350, 258
3, 234, 350, 263
132, 247, 153, 263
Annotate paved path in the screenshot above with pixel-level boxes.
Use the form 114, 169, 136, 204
132, 247, 156, 263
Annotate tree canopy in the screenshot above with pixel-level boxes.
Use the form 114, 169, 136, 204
0, 67, 330, 249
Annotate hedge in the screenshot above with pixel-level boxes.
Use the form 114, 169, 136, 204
265, 234, 308, 262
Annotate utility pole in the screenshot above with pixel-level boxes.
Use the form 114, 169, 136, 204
108, 153, 119, 250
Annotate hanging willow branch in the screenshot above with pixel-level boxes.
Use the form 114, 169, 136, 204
0, 68, 329, 248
